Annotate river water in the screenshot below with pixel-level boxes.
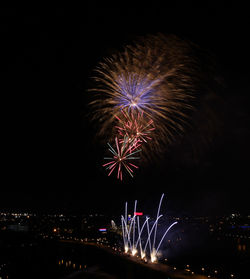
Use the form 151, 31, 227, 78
0, 230, 249, 279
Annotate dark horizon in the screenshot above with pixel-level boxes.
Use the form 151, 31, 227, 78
1, 6, 250, 217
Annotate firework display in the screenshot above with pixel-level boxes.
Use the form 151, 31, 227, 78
115, 110, 155, 144
89, 34, 204, 180
121, 194, 178, 263
103, 136, 141, 181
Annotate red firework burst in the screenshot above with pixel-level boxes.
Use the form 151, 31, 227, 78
103, 136, 141, 181
115, 109, 155, 146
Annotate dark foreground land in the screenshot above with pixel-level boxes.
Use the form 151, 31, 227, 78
0, 230, 249, 279
0, 231, 208, 279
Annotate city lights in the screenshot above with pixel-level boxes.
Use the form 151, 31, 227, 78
0, 209, 248, 279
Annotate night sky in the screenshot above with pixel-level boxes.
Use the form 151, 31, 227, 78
1, 5, 250, 216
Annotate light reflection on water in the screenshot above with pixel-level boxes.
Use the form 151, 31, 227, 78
1, 231, 250, 279
55, 237, 250, 279
58, 258, 87, 271
236, 237, 248, 253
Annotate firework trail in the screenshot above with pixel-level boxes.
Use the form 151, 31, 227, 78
121, 194, 178, 262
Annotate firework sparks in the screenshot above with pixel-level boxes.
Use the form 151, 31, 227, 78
103, 136, 141, 180
115, 109, 155, 145
89, 34, 199, 145
89, 34, 209, 179
121, 194, 178, 262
